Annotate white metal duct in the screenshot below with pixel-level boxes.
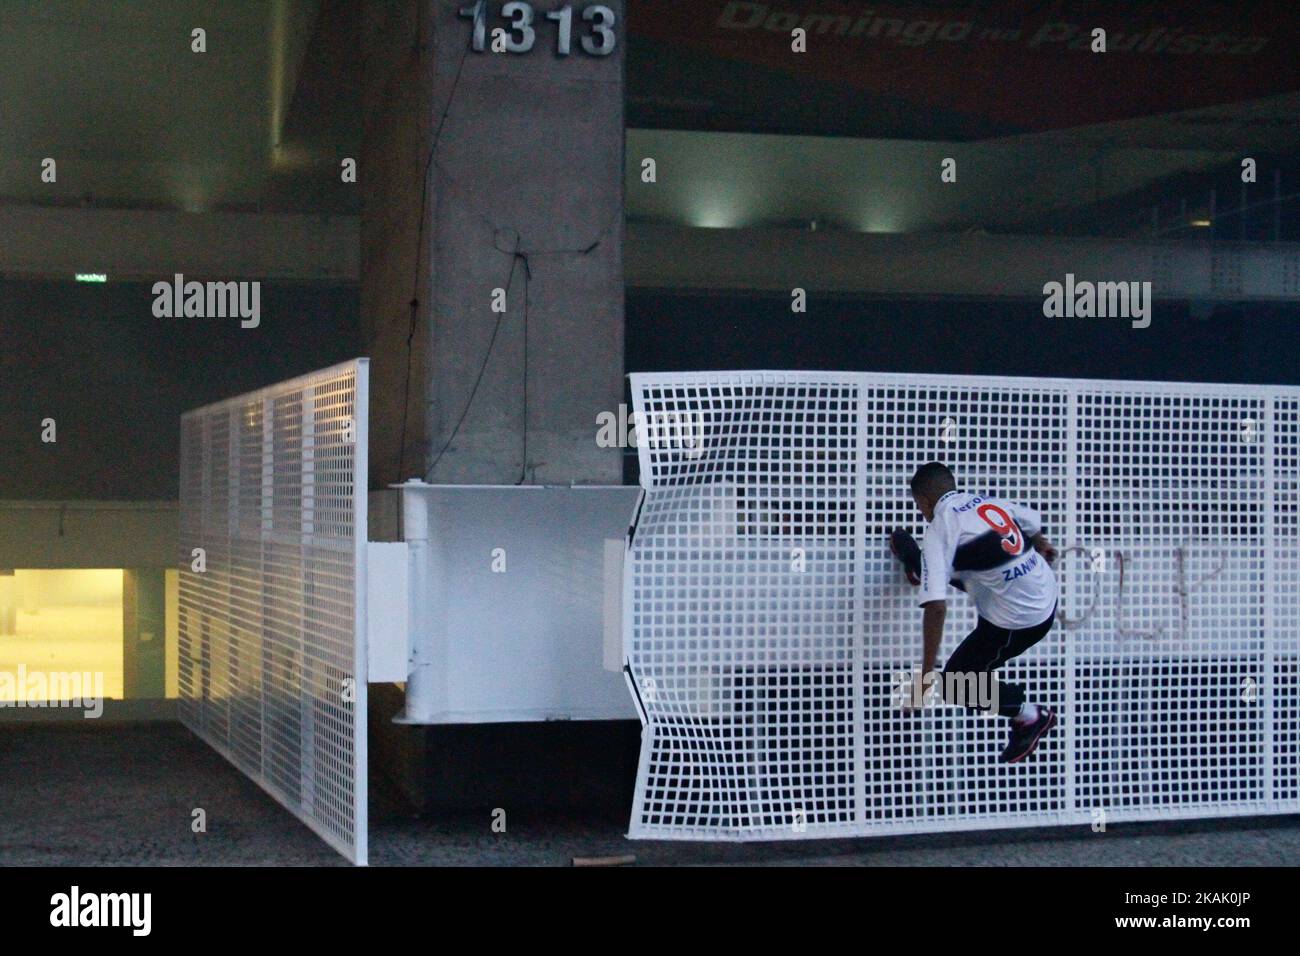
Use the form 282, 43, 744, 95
395, 484, 640, 724
624, 370, 1300, 840
178, 360, 369, 863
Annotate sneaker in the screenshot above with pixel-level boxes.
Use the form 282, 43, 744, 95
1000, 707, 1057, 763
889, 529, 922, 585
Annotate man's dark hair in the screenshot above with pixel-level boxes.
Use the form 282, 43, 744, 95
910, 461, 956, 499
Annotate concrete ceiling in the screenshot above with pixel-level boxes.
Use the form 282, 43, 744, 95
0, 0, 1293, 238
624, 129, 1235, 235
0, 0, 345, 213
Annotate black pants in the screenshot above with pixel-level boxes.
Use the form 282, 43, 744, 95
941, 604, 1056, 719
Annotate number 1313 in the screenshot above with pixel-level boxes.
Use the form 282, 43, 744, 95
458, 2, 617, 56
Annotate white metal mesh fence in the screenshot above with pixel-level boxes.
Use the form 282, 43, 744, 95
624, 370, 1300, 840
179, 360, 369, 863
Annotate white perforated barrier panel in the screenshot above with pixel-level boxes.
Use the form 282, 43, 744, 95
179, 360, 369, 863
624, 370, 1300, 840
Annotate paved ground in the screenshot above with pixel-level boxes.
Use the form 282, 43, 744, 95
2, 721, 1297, 866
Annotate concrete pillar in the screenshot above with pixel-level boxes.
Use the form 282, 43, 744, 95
21, 569, 40, 615
362, 1, 625, 486
122, 569, 166, 699
0, 570, 15, 636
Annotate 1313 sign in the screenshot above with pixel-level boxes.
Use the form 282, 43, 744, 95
458, 2, 617, 55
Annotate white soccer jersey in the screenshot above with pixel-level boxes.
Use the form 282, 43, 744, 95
918, 490, 1058, 629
